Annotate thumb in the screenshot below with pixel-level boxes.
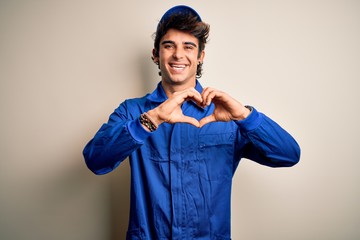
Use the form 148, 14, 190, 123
180, 116, 200, 128
199, 114, 216, 128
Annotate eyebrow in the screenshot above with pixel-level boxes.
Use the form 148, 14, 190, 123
161, 40, 198, 48
184, 42, 198, 48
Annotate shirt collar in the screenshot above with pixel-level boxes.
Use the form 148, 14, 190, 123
146, 81, 168, 103
147, 80, 205, 104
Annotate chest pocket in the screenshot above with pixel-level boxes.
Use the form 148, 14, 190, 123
194, 132, 235, 181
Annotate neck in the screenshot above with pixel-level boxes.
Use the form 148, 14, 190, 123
161, 79, 197, 97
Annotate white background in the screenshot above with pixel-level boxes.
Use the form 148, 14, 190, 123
1, 0, 359, 239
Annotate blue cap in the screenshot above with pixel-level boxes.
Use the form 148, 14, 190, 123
159, 5, 202, 25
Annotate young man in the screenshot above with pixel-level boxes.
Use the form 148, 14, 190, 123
83, 5, 300, 239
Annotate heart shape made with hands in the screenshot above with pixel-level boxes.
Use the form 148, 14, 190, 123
160, 88, 248, 128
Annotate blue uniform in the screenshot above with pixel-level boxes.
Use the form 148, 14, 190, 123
83, 81, 300, 239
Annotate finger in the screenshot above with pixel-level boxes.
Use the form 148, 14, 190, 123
180, 116, 200, 128
200, 87, 212, 102
179, 88, 203, 105
202, 89, 218, 106
199, 114, 216, 127
187, 88, 203, 103
201, 87, 222, 106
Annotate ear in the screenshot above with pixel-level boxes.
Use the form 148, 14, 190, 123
152, 49, 159, 63
198, 50, 205, 63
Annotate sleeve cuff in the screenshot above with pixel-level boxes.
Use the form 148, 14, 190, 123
235, 106, 263, 132
126, 118, 152, 143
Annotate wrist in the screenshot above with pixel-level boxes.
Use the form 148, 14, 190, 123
139, 112, 158, 132
235, 105, 252, 120
146, 109, 164, 126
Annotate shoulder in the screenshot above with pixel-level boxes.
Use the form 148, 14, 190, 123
112, 94, 150, 119
122, 94, 150, 107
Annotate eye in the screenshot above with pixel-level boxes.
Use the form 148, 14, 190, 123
164, 44, 173, 49
185, 45, 194, 50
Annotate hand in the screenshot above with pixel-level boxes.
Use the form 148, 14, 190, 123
148, 88, 203, 128
198, 87, 250, 127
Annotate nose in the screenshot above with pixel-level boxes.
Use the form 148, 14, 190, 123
172, 46, 184, 60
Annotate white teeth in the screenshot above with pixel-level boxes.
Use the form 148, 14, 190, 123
170, 64, 185, 69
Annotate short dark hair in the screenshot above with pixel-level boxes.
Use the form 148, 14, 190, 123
152, 13, 210, 78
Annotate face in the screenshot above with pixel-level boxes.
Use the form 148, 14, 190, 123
153, 29, 205, 88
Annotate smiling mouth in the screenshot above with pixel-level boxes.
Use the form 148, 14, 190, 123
170, 64, 186, 70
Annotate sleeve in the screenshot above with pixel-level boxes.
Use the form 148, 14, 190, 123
83, 102, 151, 175
236, 107, 301, 167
